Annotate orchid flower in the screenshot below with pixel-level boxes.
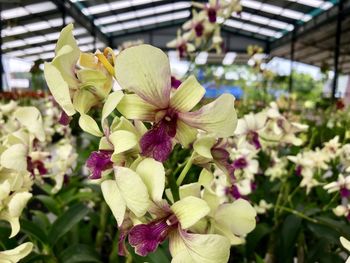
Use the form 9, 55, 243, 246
167, 30, 195, 58
44, 24, 114, 123
115, 44, 237, 162
324, 174, 350, 198
0, 242, 33, 262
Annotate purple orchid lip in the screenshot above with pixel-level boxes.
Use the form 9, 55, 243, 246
178, 43, 187, 58
140, 112, 178, 162
86, 150, 113, 179
295, 165, 302, 177
59, 111, 71, 126
340, 187, 350, 198
27, 157, 47, 177
233, 157, 248, 169
226, 185, 241, 199
128, 216, 178, 256
195, 23, 204, 37
207, 8, 217, 23
171, 76, 182, 89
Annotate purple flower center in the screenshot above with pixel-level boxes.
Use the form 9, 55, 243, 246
171, 76, 182, 89
295, 165, 302, 177
248, 131, 261, 149
140, 112, 177, 162
59, 111, 71, 126
27, 157, 47, 177
340, 187, 350, 198
178, 43, 187, 58
207, 8, 217, 23
233, 157, 248, 169
86, 150, 113, 179
128, 215, 178, 256
194, 23, 204, 37
226, 185, 241, 199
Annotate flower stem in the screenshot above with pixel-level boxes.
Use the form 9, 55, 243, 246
274, 205, 318, 224
176, 152, 195, 186
96, 201, 108, 251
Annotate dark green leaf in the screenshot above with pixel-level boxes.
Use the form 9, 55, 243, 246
58, 244, 101, 263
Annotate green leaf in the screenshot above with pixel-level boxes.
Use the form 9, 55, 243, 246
255, 253, 265, 263
35, 195, 61, 215
20, 219, 50, 245
48, 203, 90, 245
58, 244, 101, 263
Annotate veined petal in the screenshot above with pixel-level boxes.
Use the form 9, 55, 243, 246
109, 130, 138, 157
214, 223, 244, 245
0, 242, 33, 262
170, 75, 205, 112
193, 136, 216, 159
215, 199, 256, 236
8, 192, 32, 218
169, 229, 230, 263
79, 114, 103, 137
117, 94, 157, 121
73, 89, 99, 114
102, 91, 124, 124
115, 167, 150, 217
14, 107, 45, 141
175, 120, 198, 148
44, 62, 76, 116
179, 94, 237, 137
171, 196, 210, 229
0, 144, 27, 171
101, 180, 126, 226
114, 44, 171, 108
136, 158, 165, 202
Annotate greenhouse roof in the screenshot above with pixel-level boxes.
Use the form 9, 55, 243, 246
1, 0, 348, 72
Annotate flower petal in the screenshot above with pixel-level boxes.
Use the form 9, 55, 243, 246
136, 158, 165, 202
117, 94, 157, 121
169, 229, 230, 263
170, 75, 205, 112
0, 144, 27, 171
102, 91, 124, 124
109, 130, 138, 157
79, 114, 103, 137
175, 120, 198, 148
214, 199, 256, 236
8, 192, 32, 218
14, 107, 45, 141
115, 167, 150, 217
340, 236, 350, 252
115, 44, 171, 108
101, 180, 126, 226
44, 62, 76, 116
171, 196, 210, 229
193, 136, 216, 159
179, 94, 237, 137
73, 89, 99, 114
0, 242, 33, 262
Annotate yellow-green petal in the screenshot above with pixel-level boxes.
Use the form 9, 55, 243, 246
79, 114, 103, 137
169, 230, 230, 263
101, 91, 124, 124
179, 94, 237, 137
115, 44, 171, 108
109, 130, 138, 158
136, 158, 165, 202
117, 94, 157, 121
193, 136, 216, 159
215, 199, 256, 236
170, 75, 205, 112
14, 107, 45, 141
0, 144, 27, 171
0, 242, 33, 262
115, 167, 150, 217
44, 62, 76, 116
175, 120, 198, 148
171, 196, 210, 229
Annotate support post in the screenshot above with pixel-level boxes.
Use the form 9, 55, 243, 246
288, 27, 296, 95
61, 0, 66, 29
332, 0, 344, 99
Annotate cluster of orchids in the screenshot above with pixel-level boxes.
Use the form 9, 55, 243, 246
0, 99, 77, 261
167, 0, 241, 58
43, 23, 257, 262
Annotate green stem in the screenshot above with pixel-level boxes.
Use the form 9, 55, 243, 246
322, 192, 339, 211
275, 205, 318, 224
176, 152, 195, 186
96, 201, 108, 251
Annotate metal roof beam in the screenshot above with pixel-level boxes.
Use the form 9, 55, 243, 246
50, 0, 109, 45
